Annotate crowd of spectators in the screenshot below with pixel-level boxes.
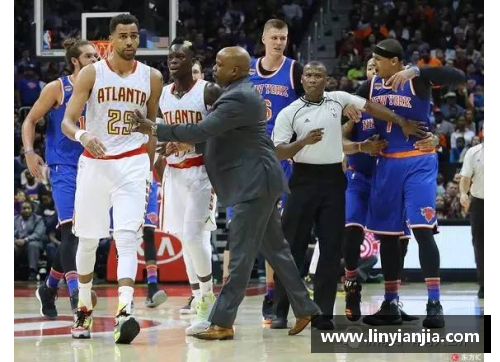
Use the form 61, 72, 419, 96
332, 0, 484, 220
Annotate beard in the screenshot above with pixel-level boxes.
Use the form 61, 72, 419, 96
118, 48, 136, 61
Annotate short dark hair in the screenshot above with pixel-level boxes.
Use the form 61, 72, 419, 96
62, 38, 93, 73
305, 61, 328, 73
375, 39, 404, 60
170, 37, 196, 55
109, 14, 140, 34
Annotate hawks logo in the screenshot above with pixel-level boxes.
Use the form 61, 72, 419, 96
420, 207, 436, 223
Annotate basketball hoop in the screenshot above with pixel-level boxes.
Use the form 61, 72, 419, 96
91, 40, 113, 60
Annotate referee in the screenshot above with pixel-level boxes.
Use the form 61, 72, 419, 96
460, 141, 484, 299
270, 61, 423, 330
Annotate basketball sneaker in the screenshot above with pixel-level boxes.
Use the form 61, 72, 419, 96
35, 281, 58, 319
180, 295, 197, 315
398, 301, 419, 322
362, 300, 402, 326
71, 307, 93, 339
422, 300, 445, 328
145, 284, 168, 308
345, 280, 362, 322
262, 295, 273, 323
185, 292, 215, 336
114, 304, 141, 344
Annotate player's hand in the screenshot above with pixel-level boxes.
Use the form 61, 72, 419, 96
157, 142, 177, 157
414, 132, 439, 152
343, 104, 364, 122
80, 132, 107, 158
397, 118, 428, 141
385, 68, 418, 91
460, 193, 470, 209
15, 238, 25, 247
360, 135, 388, 155
131, 110, 155, 135
299, 128, 323, 146
25, 152, 46, 181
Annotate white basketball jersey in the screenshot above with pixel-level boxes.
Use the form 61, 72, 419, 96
159, 79, 209, 164
85, 59, 150, 155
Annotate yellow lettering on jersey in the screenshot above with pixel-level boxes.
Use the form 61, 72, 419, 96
96, 86, 148, 106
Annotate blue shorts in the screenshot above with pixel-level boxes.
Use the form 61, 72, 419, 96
366, 153, 438, 235
226, 159, 293, 221
110, 179, 159, 230
49, 164, 77, 224
144, 179, 159, 227
346, 168, 411, 238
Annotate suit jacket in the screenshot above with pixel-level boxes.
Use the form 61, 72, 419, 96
156, 77, 289, 206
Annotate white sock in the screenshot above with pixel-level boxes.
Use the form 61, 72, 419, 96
200, 279, 213, 296
78, 281, 93, 310
118, 285, 134, 315
193, 289, 202, 300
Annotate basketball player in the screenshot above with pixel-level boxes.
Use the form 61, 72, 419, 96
143, 177, 168, 308
192, 60, 204, 80
157, 38, 222, 335
356, 39, 465, 328
223, 18, 305, 322
342, 58, 437, 323
62, 14, 162, 343
21, 38, 98, 318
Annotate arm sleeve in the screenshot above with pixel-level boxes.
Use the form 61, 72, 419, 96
292, 62, 304, 96
272, 110, 294, 146
418, 66, 466, 87
460, 148, 474, 177
355, 80, 371, 99
332, 91, 367, 109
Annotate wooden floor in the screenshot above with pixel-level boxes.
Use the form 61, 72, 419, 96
14, 282, 483, 362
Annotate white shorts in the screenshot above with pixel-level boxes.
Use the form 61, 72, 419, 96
73, 153, 150, 239
160, 165, 217, 241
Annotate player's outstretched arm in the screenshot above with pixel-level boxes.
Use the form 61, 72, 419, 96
386, 66, 466, 91
62, 65, 106, 158
145, 68, 163, 170
21, 81, 61, 180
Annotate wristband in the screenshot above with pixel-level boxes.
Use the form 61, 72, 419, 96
75, 130, 89, 143
24, 149, 35, 155
358, 143, 362, 152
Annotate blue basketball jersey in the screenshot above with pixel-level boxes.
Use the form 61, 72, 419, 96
369, 75, 431, 153
346, 113, 377, 176
45, 76, 84, 166
249, 57, 298, 135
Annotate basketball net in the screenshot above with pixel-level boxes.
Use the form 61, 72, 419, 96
91, 40, 113, 60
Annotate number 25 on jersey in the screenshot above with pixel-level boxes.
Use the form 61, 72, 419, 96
107, 109, 134, 135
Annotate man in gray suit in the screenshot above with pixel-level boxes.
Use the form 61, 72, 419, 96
131, 46, 320, 340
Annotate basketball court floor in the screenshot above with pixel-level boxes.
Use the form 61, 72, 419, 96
14, 282, 483, 361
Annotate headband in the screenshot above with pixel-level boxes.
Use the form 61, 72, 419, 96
373, 45, 402, 60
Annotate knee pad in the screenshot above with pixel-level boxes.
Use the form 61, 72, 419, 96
114, 229, 138, 256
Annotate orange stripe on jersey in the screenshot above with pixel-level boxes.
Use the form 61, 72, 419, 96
380, 149, 435, 159
83, 144, 146, 159
168, 155, 204, 169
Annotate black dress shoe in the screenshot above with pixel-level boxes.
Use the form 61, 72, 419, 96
270, 317, 288, 329
312, 316, 335, 330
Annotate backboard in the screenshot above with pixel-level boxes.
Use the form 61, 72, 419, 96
34, 0, 177, 58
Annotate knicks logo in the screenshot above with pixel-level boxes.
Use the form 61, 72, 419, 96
420, 207, 436, 223
249, 69, 256, 76
137, 232, 183, 265
146, 212, 158, 224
